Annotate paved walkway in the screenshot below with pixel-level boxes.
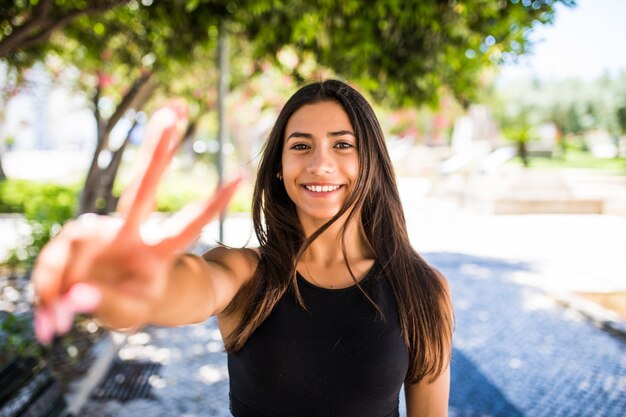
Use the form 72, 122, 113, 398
438, 252, 625, 417
76, 183, 626, 416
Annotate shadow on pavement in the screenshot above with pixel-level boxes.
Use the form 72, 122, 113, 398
450, 348, 525, 417
425, 251, 626, 417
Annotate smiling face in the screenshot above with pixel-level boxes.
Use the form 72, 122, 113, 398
281, 100, 359, 228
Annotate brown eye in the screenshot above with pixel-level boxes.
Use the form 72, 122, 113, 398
334, 142, 354, 149
290, 143, 310, 150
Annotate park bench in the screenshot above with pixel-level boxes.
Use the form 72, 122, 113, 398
0, 357, 67, 417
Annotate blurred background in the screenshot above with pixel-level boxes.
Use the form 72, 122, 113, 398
1, 1, 625, 416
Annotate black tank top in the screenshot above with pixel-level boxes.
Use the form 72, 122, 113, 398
227, 262, 410, 417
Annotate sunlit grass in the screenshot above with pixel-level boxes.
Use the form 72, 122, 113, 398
155, 164, 252, 214
114, 152, 253, 214
510, 149, 626, 173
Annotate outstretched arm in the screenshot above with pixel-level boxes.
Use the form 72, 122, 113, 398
32, 102, 247, 343
147, 246, 258, 327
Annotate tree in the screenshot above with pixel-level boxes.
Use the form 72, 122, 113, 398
3, 1, 244, 211
501, 106, 536, 167
616, 95, 626, 158
618, 101, 626, 136
2, 0, 576, 211
39, 1, 231, 213
486, 70, 626, 161
0, 0, 129, 182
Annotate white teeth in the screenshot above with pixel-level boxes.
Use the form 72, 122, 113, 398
305, 185, 340, 192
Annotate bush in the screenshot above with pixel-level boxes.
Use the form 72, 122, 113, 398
0, 179, 80, 268
0, 179, 79, 220
0, 311, 42, 362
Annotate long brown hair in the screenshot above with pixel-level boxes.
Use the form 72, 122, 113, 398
223, 80, 453, 383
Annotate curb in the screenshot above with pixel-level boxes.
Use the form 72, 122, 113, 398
551, 291, 626, 340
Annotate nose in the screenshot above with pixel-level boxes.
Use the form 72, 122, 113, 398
307, 146, 336, 175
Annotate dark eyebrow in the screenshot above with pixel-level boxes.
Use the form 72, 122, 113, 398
328, 130, 355, 137
286, 132, 313, 140
286, 130, 355, 140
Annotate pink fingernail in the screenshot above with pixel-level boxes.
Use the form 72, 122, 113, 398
34, 308, 55, 345
53, 301, 74, 335
64, 283, 102, 313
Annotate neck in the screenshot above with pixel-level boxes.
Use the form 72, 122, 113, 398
299, 212, 373, 267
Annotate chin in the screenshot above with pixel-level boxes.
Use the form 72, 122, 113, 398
299, 207, 345, 224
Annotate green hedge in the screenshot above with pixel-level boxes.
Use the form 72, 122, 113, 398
0, 179, 80, 268
0, 179, 79, 221
0, 177, 251, 267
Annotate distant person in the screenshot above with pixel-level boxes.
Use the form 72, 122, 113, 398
32, 80, 454, 417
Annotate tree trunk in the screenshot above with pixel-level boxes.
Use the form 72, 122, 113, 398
79, 72, 157, 215
0, 153, 6, 181
79, 125, 135, 214
518, 140, 529, 167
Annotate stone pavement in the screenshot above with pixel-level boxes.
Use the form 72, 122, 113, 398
436, 252, 626, 417
76, 185, 626, 416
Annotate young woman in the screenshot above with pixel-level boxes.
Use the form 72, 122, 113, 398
33, 80, 453, 417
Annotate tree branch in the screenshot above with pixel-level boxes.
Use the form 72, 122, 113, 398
94, 81, 103, 147
103, 71, 155, 140
34, 0, 55, 21
0, 0, 53, 57
0, 0, 128, 58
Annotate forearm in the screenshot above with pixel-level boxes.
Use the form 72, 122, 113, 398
147, 254, 217, 326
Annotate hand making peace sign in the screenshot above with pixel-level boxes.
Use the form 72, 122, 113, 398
32, 102, 241, 344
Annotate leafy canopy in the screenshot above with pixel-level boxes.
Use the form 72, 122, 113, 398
3, 0, 575, 108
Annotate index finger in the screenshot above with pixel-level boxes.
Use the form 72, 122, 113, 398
156, 177, 242, 253
118, 104, 187, 230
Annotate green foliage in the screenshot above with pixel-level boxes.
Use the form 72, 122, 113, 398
155, 183, 251, 214
119, 162, 253, 214
0, 179, 79, 221
5, 0, 576, 109
0, 311, 42, 361
51, 0, 226, 101
496, 103, 539, 144
0, 310, 103, 366
2, 0, 579, 217
486, 72, 626, 138
510, 146, 626, 172
234, 0, 575, 107
0, 179, 79, 267
0, 0, 129, 68
617, 99, 626, 136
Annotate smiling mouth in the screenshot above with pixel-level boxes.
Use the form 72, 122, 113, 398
303, 184, 342, 193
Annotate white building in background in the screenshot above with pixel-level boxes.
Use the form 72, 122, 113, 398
1, 65, 97, 152
0, 65, 97, 181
